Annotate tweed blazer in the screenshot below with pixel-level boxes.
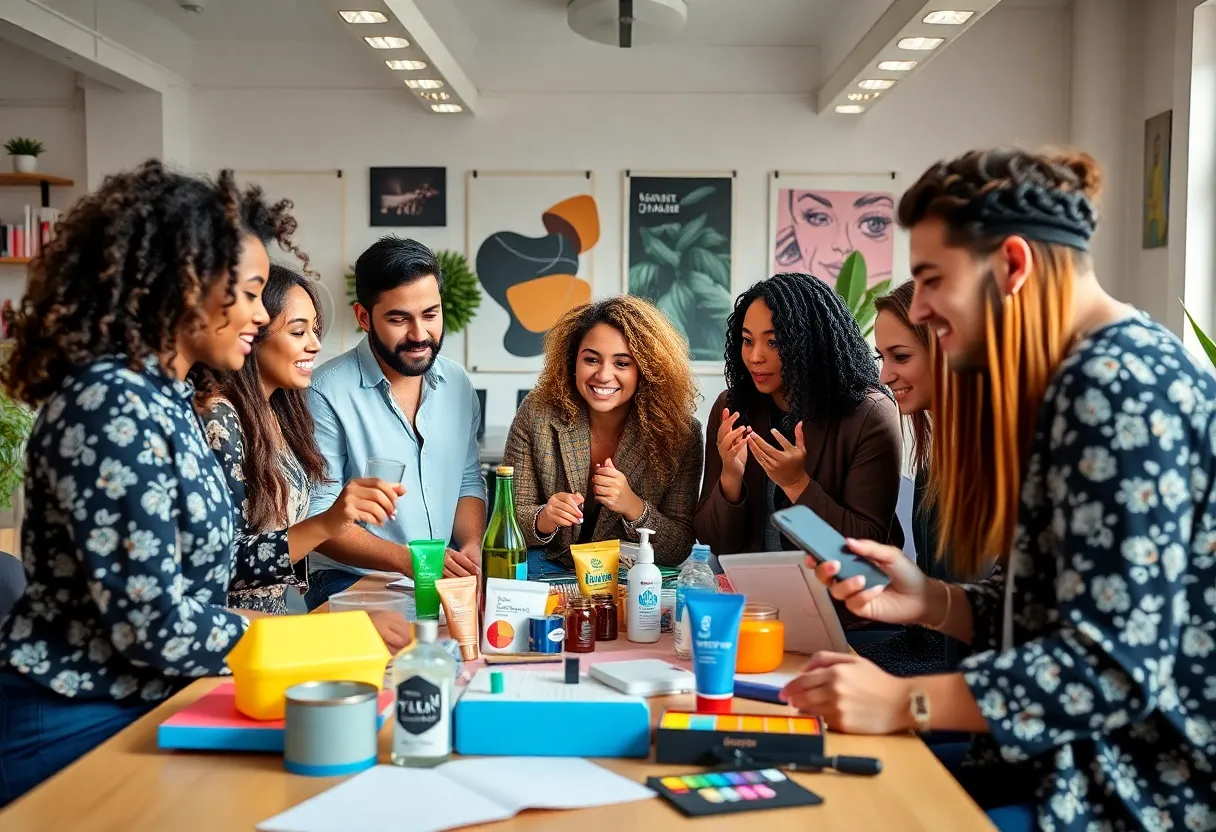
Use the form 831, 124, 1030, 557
503, 395, 704, 567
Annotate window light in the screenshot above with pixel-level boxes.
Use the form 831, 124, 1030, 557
340, 11, 388, 24
365, 36, 410, 49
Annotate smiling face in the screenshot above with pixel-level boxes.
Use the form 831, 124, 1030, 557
355, 274, 444, 378
908, 217, 994, 372
875, 309, 932, 415
257, 284, 322, 393
740, 298, 784, 400
775, 189, 895, 284
185, 234, 270, 372
574, 322, 638, 414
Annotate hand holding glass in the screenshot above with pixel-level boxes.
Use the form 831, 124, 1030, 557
365, 457, 406, 483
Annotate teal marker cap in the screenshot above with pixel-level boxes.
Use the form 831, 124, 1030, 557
490, 671, 504, 694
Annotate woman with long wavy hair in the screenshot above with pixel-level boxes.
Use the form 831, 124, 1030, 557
0, 161, 302, 805
503, 296, 703, 567
191, 265, 404, 619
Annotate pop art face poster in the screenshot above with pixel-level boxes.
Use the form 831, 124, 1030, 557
768, 173, 902, 290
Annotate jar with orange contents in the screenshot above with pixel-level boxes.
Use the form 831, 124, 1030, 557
735, 603, 785, 673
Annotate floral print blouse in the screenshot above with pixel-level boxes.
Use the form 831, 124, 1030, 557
957, 317, 1216, 831
0, 359, 256, 702
202, 398, 309, 615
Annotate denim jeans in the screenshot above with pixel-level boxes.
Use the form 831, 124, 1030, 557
0, 671, 154, 809
929, 739, 1036, 831
303, 568, 364, 611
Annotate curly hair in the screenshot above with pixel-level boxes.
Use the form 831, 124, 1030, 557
3, 159, 302, 407
192, 265, 327, 532
724, 273, 881, 427
897, 147, 1101, 576
530, 296, 699, 481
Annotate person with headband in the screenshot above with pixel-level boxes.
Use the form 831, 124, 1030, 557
785, 148, 1215, 830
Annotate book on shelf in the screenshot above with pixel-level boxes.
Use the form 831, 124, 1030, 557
0, 205, 60, 259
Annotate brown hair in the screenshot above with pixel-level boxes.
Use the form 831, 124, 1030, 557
531, 296, 699, 481
3, 160, 301, 407
192, 265, 327, 532
897, 148, 1101, 576
874, 281, 935, 477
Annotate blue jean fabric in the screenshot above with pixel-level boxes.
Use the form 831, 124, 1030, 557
302, 568, 364, 611
0, 670, 154, 809
930, 740, 1035, 831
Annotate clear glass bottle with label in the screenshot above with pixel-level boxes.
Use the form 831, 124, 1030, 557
391, 619, 455, 767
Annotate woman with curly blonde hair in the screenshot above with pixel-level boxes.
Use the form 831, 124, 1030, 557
503, 296, 703, 566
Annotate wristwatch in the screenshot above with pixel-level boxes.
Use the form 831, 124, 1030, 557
909, 690, 931, 733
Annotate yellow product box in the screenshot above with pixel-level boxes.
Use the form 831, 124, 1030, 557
225, 611, 390, 720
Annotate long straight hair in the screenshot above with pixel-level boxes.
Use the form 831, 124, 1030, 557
930, 246, 1074, 575
194, 264, 327, 531
874, 281, 935, 479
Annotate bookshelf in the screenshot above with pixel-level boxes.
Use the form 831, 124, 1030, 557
0, 173, 74, 208
0, 257, 29, 266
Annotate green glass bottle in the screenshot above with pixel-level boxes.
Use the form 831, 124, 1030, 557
482, 465, 527, 584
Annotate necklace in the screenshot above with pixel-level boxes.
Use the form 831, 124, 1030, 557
590, 423, 625, 447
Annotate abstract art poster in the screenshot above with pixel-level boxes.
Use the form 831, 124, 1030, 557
766, 172, 906, 291
1142, 110, 1171, 249
369, 167, 447, 227
466, 171, 598, 372
623, 172, 734, 364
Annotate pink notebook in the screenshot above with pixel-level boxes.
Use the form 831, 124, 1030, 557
158, 682, 394, 753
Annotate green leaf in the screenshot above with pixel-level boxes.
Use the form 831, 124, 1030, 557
640, 227, 681, 269
863, 278, 893, 303
679, 185, 717, 208
855, 305, 878, 338
650, 222, 682, 239
835, 251, 867, 314
657, 281, 696, 338
687, 247, 731, 290
629, 261, 661, 299
687, 270, 734, 321
435, 250, 482, 334
675, 214, 708, 253
1181, 301, 1216, 371
697, 227, 729, 250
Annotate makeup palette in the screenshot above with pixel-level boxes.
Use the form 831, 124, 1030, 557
647, 768, 823, 817
654, 709, 825, 765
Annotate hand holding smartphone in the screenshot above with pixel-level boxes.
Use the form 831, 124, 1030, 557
769, 505, 889, 589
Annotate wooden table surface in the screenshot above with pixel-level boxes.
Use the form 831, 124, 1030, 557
1, 577, 995, 832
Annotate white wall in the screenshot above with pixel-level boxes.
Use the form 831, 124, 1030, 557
187, 4, 1072, 434
1185, 2, 1216, 354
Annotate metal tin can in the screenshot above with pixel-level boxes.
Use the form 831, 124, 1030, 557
528, 614, 566, 654
283, 680, 379, 777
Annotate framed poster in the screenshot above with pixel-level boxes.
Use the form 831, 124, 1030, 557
623, 171, 735, 365
466, 170, 598, 373
1142, 110, 1171, 249
369, 166, 446, 227
766, 172, 905, 291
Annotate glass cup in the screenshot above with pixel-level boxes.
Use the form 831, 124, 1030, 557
327, 590, 414, 647
365, 457, 406, 483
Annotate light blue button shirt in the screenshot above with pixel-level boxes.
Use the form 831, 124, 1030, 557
307, 338, 486, 577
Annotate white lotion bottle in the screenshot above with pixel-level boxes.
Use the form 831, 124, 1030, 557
626, 528, 662, 643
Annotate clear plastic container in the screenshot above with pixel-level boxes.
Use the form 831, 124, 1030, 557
332, 588, 442, 627
674, 544, 717, 659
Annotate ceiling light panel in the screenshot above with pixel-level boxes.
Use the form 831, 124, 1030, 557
340, 11, 388, 23
858, 79, 895, 90
386, 59, 428, 70
405, 79, 444, 89
364, 36, 410, 49
897, 36, 943, 50
836, 105, 865, 114
877, 60, 917, 71
420, 91, 450, 101
923, 10, 974, 25
431, 104, 463, 113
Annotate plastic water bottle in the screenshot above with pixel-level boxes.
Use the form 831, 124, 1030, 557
674, 543, 717, 659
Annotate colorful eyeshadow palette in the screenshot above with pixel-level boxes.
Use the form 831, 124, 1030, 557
647, 768, 823, 817
655, 709, 825, 766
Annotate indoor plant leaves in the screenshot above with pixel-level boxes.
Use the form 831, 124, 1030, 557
1181, 301, 1216, 371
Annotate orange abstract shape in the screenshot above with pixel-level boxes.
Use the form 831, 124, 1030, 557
543, 194, 600, 253
486, 619, 515, 649
506, 274, 591, 333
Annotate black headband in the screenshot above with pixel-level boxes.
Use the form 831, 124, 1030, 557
963, 182, 1096, 252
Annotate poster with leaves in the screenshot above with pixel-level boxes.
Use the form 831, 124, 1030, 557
624, 174, 734, 363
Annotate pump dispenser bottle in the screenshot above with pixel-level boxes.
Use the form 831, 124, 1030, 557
626, 528, 662, 643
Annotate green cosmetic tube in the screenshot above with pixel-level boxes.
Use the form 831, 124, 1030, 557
408, 539, 447, 620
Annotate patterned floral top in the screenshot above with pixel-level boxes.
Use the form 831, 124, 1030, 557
201, 398, 309, 615
0, 359, 254, 702
957, 317, 1216, 831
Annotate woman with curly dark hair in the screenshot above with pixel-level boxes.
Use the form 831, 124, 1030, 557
191, 265, 404, 617
0, 160, 364, 807
695, 272, 903, 558
503, 296, 703, 566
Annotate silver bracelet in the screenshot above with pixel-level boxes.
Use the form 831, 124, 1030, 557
533, 505, 557, 544
622, 500, 652, 535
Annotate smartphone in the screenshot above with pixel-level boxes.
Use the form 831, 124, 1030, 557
769, 505, 889, 588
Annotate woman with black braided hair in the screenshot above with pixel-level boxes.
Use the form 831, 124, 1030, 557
0, 160, 345, 806
694, 272, 904, 562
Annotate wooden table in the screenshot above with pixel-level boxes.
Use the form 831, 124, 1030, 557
0, 644, 993, 832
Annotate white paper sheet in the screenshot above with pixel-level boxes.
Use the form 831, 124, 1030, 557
257, 758, 654, 832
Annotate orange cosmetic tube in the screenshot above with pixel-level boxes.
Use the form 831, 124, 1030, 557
435, 576, 480, 661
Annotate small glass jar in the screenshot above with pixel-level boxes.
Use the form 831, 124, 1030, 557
591, 593, 618, 641
735, 602, 785, 673
565, 597, 597, 653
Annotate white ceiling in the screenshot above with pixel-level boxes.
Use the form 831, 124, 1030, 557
132, 0, 350, 42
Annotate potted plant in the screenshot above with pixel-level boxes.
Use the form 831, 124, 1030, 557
834, 251, 891, 339
4, 137, 45, 174
1182, 301, 1216, 372
344, 249, 482, 334
0, 391, 33, 512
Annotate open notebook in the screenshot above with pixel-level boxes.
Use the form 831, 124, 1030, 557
257, 757, 654, 832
